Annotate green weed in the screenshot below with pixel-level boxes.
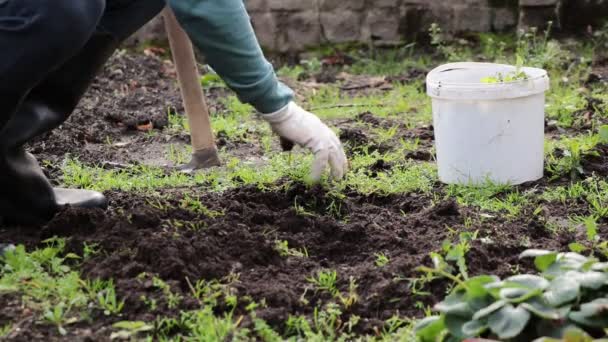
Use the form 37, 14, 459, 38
179, 194, 224, 218
307, 270, 339, 296
446, 182, 529, 216
274, 240, 309, 258
375, 252, 390, 267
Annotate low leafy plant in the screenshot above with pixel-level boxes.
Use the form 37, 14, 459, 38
546, 126, 608, 181
96, 284, 125, 316
375, 252, 390, 267
569, 216, 608, 258
110, 321, 154, 340
414, 249, 608, 341
274, 240, 309, 258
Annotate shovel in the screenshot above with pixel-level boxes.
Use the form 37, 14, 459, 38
162, 7, 221, 172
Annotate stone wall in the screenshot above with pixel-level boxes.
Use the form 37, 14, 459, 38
247, 0, 520, 51
128, 0, 603, 52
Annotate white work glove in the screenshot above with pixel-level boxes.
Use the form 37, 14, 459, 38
262, 102, 347, 181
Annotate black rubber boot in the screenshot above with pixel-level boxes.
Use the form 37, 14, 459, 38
0, 32, 119, 224
0, 0, 105, 224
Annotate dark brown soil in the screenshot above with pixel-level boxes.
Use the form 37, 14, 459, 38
0, 183, 575, 340
0, 49, 592, 340
29, 51, 185, 167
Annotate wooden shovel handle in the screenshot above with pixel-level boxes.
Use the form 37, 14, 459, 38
163, 7, 216, 151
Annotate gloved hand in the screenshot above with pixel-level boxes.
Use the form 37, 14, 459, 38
262, 102, 347, 181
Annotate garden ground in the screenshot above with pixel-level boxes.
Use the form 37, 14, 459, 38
1, 27, 608, 341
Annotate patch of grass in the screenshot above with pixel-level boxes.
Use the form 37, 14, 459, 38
86, 279, 124, 316
429, 23, 474, 62
166, 144, 192, 165
545, 80, 588, 128
545, 131, 604, 180
305, 83, 431, 124
0, 324, 11, 338
167, 108, 189, 134
159, 306, 245, 341
200, 72, 226, 89
347, 47, 430, 76
540, 180, 589, 203
61, 159, 204, 192
0, 239, 124, 336
446, 182, 530, 216
211, 96, 261, 141
179, 194, 224, 218
61, 150, 312, 193
541, 177, 608, 219
286, 303, 359, 341
340, 161, 436, 196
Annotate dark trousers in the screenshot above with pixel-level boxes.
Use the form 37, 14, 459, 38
0, 0, 164, 223
0, 0, 164, 135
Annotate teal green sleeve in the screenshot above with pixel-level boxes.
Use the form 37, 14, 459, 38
168, 0, 294, 114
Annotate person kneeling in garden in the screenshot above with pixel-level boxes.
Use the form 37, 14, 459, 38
0, 0, 347, 226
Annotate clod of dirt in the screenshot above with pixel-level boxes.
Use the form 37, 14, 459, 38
582, 144, 608, 176
406, 150, 434, 161
386, 68, 429, 84
357, 111, 382, 126
314, 67, 339, 83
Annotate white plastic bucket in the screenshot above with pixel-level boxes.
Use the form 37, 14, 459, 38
426, 62, 550, 185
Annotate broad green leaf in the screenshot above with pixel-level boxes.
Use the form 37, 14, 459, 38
545, 253, 588, 278
535, 321, 580, 340
533, 327, 594, 342
560, 253, 588, 266
484, 281, 505, 291
591, 262, 608, 272
473, 300, 507, 320
568, 242, 587, 253
543, 276, 580, 307
520, 299, 570, 320
468, 296, 494, 313
445, 313, 470, 339
461, 319, 487, 337
465, 275, 499, 298
488, 304, 531, 340
499, 287, 542, 303
520, 250, 558, 272
413, 316, 445, 341
584, 299, 608, 314
505, 275, 550, 290
564, 270, 608, 290
435, 292, 471, 317
569, 311, 608, 329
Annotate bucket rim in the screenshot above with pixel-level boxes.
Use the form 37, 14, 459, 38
426, 62, 550, 100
